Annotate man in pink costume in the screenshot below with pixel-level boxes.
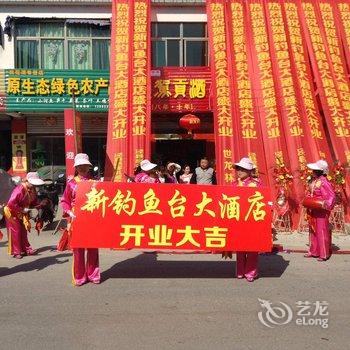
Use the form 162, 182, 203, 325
304, 160, 335, 261
5, 172, 44, 259
234, 157, 262, 282
134, 159, 160, 183
61, 153, 100, 286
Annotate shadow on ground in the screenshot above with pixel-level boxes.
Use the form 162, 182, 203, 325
101, 253, 290, 281
0, 250, 70, 277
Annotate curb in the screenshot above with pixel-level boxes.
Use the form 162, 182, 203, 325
272, 244, 350, 255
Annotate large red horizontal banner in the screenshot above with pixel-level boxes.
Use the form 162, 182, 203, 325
71, 182, 272, 252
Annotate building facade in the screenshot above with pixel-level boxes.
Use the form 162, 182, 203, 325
0, 0, 213, 176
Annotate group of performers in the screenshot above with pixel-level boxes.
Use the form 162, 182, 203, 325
2, 153, 335, 285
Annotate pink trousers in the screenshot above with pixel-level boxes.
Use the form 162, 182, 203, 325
72, 248, 100, 286
308, 217, 331, 260
236, 252, 259, 279
6, 217, 33, 256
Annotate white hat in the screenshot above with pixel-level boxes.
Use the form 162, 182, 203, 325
167, 162, 181, 172
307, 160, 329, 174
74, 153, 92, 167
234, 157, 256, 171
140, 159, 157, 171
26, 172, 45, 186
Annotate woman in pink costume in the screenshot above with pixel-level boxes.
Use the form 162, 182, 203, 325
134, 159, 160, 183
61, 153, 100, 286
234, 157, 261, 282
5, 172, 44, 259
304, 160, 335, 261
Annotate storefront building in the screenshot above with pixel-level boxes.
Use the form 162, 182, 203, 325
0, 0, 211, 176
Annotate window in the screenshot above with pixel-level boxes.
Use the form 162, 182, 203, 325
82, 136, 106, 173
15, 21, 111, 70
29, 136, 65, 170
151, 22, 208, 67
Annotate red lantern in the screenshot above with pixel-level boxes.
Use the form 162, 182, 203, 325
179, 114, 201, 135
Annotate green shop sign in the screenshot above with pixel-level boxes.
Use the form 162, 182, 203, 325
0, 69, 110, 112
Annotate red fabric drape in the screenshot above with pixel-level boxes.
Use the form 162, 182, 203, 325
206, 0, 237, 185
298, 0, 350, 217
226, 1, 269, 186
242, 0, 290, 198
105, 0, 151, 181
128, 0, 152, 175
64, 109, 82, 178
105, 0, 132, 181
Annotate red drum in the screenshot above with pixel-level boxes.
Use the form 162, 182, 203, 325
302, 197, 324, 210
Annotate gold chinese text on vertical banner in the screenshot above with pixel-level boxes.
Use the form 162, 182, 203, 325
130, 1, 151, 172
105, 0, 131, 181
207, 1, 236, 185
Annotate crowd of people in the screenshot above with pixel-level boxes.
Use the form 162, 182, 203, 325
132, 157, 217, 185
2, 153, 335, 286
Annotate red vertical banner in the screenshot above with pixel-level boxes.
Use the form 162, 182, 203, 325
206, 0, 237, 185
105, 0, 131, 181
243, 1, 289, 195
64, 109, 82, 178
317, 0, 350, 212
283, 1, 333, 163
299, 1, 350, 159
318, 1, 350, 143
263, 1, 333, 207
299, 1, 350, 212
129, 0, 151, 175
226, 1, 269, 185
337, 1, 350, 74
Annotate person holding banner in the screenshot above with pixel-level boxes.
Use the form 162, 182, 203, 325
234, 157, 261, 282
303, 160, 335, 261
4, 172, 44, 259
135, 159, 160, 183
61, 153, 100, 286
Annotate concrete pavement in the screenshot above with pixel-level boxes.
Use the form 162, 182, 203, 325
0, 222, 349, 350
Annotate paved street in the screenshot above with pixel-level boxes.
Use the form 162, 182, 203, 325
0, 223, 349, 350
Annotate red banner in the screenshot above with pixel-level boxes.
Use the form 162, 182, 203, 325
336, 1, 350, 210
299, 1, 350, 159
105, 0, 151, 181
226, 1, 269, 186
283, 1, 333, 162
206, 0, 237, 185
129, 0, 151, 174
105, 0, 131, 181
263, 1, 335, 209
243, 1, 290, 195
337, 1, 350, 74
299, 0, 350, 215
64, 109, 82, 178
71, 182, 272, 252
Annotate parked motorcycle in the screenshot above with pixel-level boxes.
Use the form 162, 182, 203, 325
36, 180, 60, 225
